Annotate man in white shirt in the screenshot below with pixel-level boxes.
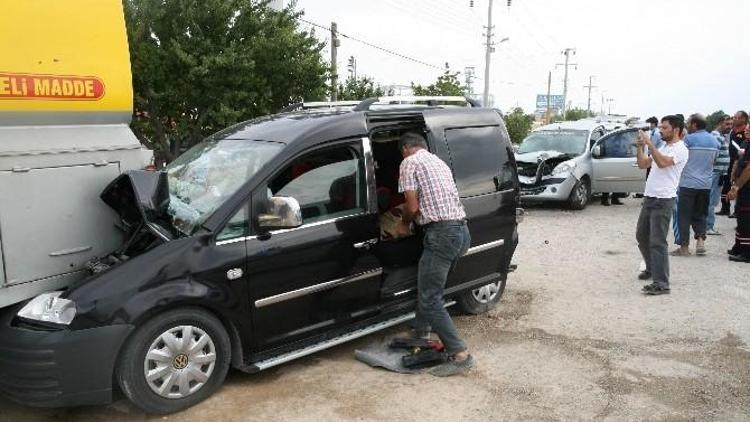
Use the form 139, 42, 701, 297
634, 116, 690, 295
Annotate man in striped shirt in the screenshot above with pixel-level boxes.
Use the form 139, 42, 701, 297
707, 115, 732, 235
398, 131, 473, 377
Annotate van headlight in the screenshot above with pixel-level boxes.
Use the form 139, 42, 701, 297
551, 162, 576, 176
17, 291, 76, 326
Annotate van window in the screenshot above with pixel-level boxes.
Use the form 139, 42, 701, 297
600, 131, 638, 158
269, 144, 366, 224
217, 205, 248, 241
444, 126, 507, 197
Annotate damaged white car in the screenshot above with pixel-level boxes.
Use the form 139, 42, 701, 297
516, 121, 646, 210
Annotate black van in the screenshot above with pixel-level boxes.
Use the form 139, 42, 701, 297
0, 97, 521, 414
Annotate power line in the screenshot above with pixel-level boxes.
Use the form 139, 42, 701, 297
297, 17, 445, 71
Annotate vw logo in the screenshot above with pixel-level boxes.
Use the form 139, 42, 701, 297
173, 353, 189, 370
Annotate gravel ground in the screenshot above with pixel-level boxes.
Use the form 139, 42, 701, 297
2, 197, 748, 421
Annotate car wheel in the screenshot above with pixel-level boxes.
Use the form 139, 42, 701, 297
116, 308, 231, 414
457, 275, 507, 314
568, 178, 590, 210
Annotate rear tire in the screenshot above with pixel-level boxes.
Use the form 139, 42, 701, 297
456, 275, 507, 314
116, 308, 231, 415
568, 178, 590, 210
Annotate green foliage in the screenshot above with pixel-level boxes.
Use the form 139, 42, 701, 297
337, 76, 384, 101
706, 110, 727, 132
411, 70, 465, 96
124, 0, 329, 162
550, 107, 594, 122
503, 107, 535, 144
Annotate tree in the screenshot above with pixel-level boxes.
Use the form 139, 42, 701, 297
706, 110, 727, 132
550, 107, 594, 122
337, 76, 384, 101
124, 0, 329, 162
503, 107, 535, 144
411, 70, 465, 96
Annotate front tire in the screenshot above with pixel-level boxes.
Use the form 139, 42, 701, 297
116, 308, 231, 414
457, 275, 507, 314
568, 178, 590, 210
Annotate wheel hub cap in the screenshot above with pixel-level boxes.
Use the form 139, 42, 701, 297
144, 325, 217, 399
471, 280, 502, 304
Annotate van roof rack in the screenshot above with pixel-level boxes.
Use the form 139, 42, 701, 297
354, 95, 481, 111
279, 101, 361, 113
279, 96, 481, 114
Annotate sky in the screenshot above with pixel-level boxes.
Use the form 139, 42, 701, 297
294, 0, 750, 119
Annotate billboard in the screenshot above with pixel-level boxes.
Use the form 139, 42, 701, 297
535, 94, 564, 113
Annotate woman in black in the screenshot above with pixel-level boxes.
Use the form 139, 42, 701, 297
728, 134, 750, 262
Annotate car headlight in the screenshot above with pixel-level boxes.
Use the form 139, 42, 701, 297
17, 291, 76, 325
551, 162, 576, 176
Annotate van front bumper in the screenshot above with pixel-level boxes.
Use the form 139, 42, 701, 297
0, 307, 133, 408
518, 175, 577, 202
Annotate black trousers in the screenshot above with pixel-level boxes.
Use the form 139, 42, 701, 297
677, 187, 710, 244
731, 187, 750, 258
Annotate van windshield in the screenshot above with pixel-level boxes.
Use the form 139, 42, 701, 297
166, 139, 283, 235
518, 130, 589, 155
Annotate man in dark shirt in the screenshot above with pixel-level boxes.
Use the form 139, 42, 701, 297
719, 111, 749, 216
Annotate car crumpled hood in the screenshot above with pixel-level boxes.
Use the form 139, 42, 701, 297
514, 150, 571, 163
100, 170, 173, 239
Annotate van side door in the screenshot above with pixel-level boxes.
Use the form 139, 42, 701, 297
423, 109, 518, 289
245, 138, 383, 350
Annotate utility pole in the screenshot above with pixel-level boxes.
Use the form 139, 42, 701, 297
606, 98, 614, 114
583, 75, 597, 114
546, 70, 552, 124
347, 56, 357, 80
330, 22, 340, 101
464, 66, 476, 97
482, 0, 495, 108
556, 48, 577, 118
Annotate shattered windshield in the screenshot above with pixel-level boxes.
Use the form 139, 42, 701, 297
518, 130, 589, 155
166, 139, 283, 235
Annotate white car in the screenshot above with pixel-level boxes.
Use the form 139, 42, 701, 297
515, 121, 647, 209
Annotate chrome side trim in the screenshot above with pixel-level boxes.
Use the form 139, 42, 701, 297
464, 239, 505, 256
362, 136, 378, 213
253, 301, 456, 371
215, 213, 369, 246
393, 288, 414, 296
255, 268, 384, 308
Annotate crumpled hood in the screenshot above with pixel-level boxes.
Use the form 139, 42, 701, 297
514, 150, 569, 164
100, 170, 173, 239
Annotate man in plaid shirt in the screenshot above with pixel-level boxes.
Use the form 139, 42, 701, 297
397, 131, 473, 376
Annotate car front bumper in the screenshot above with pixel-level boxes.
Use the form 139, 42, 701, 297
518, 175, 577, 202
0, 307, 133, 408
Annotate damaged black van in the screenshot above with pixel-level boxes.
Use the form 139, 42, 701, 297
0, 97, 521, 414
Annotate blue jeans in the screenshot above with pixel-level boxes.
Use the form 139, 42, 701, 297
706, 172, 722, 231
414, 221, 471, 355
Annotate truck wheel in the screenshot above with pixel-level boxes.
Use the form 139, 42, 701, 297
116, 308, 231, 414
456, 275, 507, 314
568, 178, 590, 210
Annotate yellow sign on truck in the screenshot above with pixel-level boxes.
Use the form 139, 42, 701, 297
0, 0, 133, 122
0, 0, 152, 308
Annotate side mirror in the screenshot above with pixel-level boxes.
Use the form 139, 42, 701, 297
258, 196, 303, 230
592, 145, 602, 158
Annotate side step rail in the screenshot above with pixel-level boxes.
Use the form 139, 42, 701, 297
251, 301, 455, 372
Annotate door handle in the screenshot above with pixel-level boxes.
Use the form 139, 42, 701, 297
631, 163, 641, 167
353, 238, 379, 250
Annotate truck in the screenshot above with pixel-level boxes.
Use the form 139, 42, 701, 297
0, 0, 152, 308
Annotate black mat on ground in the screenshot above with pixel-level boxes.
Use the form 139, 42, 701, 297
355, 337, 447, 374
354, 338, 420, 374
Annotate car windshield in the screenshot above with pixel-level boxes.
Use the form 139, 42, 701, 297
166, 139, 283, 235
518, 130, 589, 155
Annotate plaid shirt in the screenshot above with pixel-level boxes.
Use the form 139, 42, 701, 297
398, 149, 466, 225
